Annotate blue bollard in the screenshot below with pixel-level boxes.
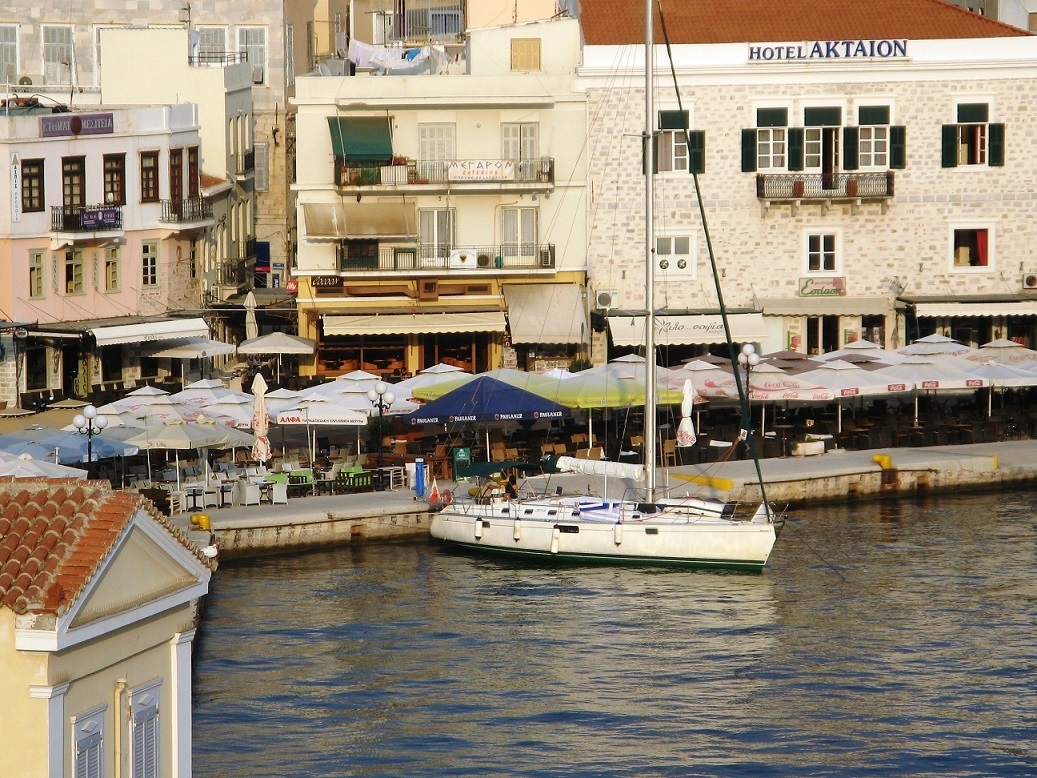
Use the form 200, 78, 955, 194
414, 458, 426, 498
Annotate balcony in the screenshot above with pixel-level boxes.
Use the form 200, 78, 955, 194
188, 52, 248, 67
756, 171, 895, 215
335, 156, 554, 192
336, 243, 556, 273
238, 235, 257, 261
216, 259, 248, 287
235, 149, 255, 178
159, 197, 214, 227
51, 204, 123, 234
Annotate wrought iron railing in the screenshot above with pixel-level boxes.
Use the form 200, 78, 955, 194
336, 243, 555, 272
335, 156, 554, 187
238, 236, 257, 261
160, 197, 212, 223
189, 52, 248, 67
51, 204, 123, 232
756, 171, 895, 199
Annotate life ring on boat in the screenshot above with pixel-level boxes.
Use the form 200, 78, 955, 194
441, 490, 452, 506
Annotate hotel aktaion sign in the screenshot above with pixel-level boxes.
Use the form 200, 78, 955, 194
749, 39, 908, 63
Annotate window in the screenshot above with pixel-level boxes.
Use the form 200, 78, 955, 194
238, 27, 266, 84
105, 246, 120, 291
743, 107, 788, 172
62, 156, 86, 208
285, 24, 295, 86
842, 106, 906, 171
169, 148, 183, 206
418, 208, 454, 261
21, 159, 44, 212
510, 38, 541, 71
196, 27, 227, 62
502, 123, 539, 180
72, 706, 106, 778
807, 233, 837, 273
100, 345, 122, 382
64, 248, 84, 293
418, 124, 454, 181
656, 235, 694, 277
42, 25, 72, 84
655, 110, 705, 174
142, 242, 158, 286
130, 682, 160, 778
25, 347, 47, 390
187, 147, 199, 198
0, 25, 16, 85
29, 250, 45, 299
502, 207, 537, 260
253, 142, 269, 192
103, 153, 126, 205
802, 107, 842, 187
942, 103, 1004, 167
140, 151, 159, 202
952, 227, 991, 269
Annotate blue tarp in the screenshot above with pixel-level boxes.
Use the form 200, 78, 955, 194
403, 376, 570, 426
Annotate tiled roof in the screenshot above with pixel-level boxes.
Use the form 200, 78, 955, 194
0, 479, 212, 617
580, 0, 1029, 45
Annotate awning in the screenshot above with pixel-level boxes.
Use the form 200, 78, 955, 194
328, 116, 392, 162
503, 284, 585, 345
324, 311, 507, 337
914, 301, 1037, 318
148, 337, 236, 359
302, 202, 347, 239
758, 296, 895, 316
343, 202, 416, 239
90, 318, 209, 346
608, 313, 766, 347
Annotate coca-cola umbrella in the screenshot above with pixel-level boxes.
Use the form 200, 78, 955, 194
961, 338, 1037, 367
872, 357, 989, 425
963, 360, 1037, 416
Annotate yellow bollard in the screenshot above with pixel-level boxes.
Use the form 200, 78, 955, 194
992, 456, 998, 470
872, 454, 892, 470
190, 513, 211, 531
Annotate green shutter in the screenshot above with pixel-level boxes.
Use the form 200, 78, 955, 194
659, 110, 688, 130
941, 125, 958, 168
890, 126, 906, 169
858, 105, 890, 126
788, 128, 804, 171
803, 106, 841, 126
957, 103, 988, 123
741, 128, 757, 172
842, 126, 859, 171
756, 107, 788, 127
988, 123, 1005, 167
688, 130, 705, 174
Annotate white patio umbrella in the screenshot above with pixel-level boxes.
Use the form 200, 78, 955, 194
150, 337, 237, 385
898, 333, 976, 358
274, 397, 367, 464
300, 381, 419, 416
251, 373, 272, 464
392, 364, 475, 402
793, 360, 913, 442
264, 388, 304, 415
169, 379, 253, 409
961, 338, 1037, 366
121, 420, 235, 490
873, 357, 989, 425
244, 290, 259, 341
0, 452, 88, 479
963, 361, 1037, 416
193, 397, 256, 428
816, 339, 907, 364
237, 331, 317, 383
96, 386, 171, 414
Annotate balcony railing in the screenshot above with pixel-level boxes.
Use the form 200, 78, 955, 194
160, 197, 213, 223
756, 171, 895, 200
235, 149, 255, 177
238, 236, 257, 261
216, 259, 247, 286
189, 52, 248, 67
51, 204, 123, 232
336, 243, 555, 272
335, 157, 554, 187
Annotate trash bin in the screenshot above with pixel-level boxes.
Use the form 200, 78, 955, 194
452, 447, 472, 479
404, 461, 416, 488
414, 458, 426, 497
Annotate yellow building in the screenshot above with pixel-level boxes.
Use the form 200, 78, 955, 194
0, 479, 215, 778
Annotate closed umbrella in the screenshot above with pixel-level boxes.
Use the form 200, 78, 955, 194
244, 290, 259, 341
251, 373, 272, 464
676, 379, 697, 447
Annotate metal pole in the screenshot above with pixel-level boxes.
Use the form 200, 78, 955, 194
643, 0, 657, 498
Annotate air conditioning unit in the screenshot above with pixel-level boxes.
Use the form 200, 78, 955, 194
251, 65, 265, 84
417, 279, 439, 300
448, 249, 478, 269
539, 245, 555, 267
596, 289, 619, 310
477, 253, 492, 268
1023, 273, 1037, 290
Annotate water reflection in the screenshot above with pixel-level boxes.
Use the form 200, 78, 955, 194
194, 492, 1037, 776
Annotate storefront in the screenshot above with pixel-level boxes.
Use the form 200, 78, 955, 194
905, 297, 1037, 348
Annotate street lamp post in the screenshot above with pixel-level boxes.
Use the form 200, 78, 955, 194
366, 381, 395, 491
737, 343, 761, 446
72, 404, 109, 468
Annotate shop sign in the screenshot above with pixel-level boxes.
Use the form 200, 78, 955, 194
749, 39, 908, 63
41, 112, 114, 137
447, 159, 515, 182
285, 279, 298, 294
799, 277, 846, 297
80, 207, 121, 229
312, 276, 344, 294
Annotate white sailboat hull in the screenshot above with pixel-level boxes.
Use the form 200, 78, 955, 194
430, 498, 778, 571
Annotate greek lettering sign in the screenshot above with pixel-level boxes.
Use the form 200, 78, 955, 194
749, 40, 908, 63
799, 277, 846, 297
80, 207, 121, 229
41, 112, 115, 138
447, 160, 515, 182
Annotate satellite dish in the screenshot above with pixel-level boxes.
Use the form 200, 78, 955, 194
18, 76, 31, 85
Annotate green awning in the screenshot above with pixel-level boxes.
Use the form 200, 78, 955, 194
328, 116, 392, 162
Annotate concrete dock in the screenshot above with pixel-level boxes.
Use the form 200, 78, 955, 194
173, 440, 1037, 560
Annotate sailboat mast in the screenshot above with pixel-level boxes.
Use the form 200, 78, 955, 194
643, 0, 657, 497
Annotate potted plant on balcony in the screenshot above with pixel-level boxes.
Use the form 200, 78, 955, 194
845, 178, 859, 198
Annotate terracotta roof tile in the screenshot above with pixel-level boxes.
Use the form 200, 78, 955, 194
0, 479, 214, 617
580, 0, 1030, 45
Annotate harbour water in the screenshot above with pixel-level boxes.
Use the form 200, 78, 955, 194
193, 492, 1037, 776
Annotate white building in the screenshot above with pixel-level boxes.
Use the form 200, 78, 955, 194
577, 0, 1037, 361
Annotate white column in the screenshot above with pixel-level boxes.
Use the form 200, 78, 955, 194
170, 629, 196, 778
29, 682, 71, 778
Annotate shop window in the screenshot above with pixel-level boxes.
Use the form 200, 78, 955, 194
100, 345, 122, 383
25, 347, 48, 390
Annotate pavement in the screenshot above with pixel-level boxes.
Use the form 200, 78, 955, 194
168, 439, 1037, 550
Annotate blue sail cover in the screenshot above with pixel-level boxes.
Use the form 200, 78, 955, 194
403, 376, 570, 426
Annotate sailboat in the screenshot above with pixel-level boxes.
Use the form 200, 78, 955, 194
428, 2, 782, 571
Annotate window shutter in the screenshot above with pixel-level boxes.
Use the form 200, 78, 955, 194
842, 126, 859, 171
658, 110, 688, 130
740, 129, 757, 172
688, 130, 705, 174
788, 128, 805, 171
253, 142, 269, 192
988, 123, 1005, 166
890, 126, 906, 169
804, 106, 841, 127
858, 105, 890, 126
957, 103, 988, 123
941, 125, 958, 168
